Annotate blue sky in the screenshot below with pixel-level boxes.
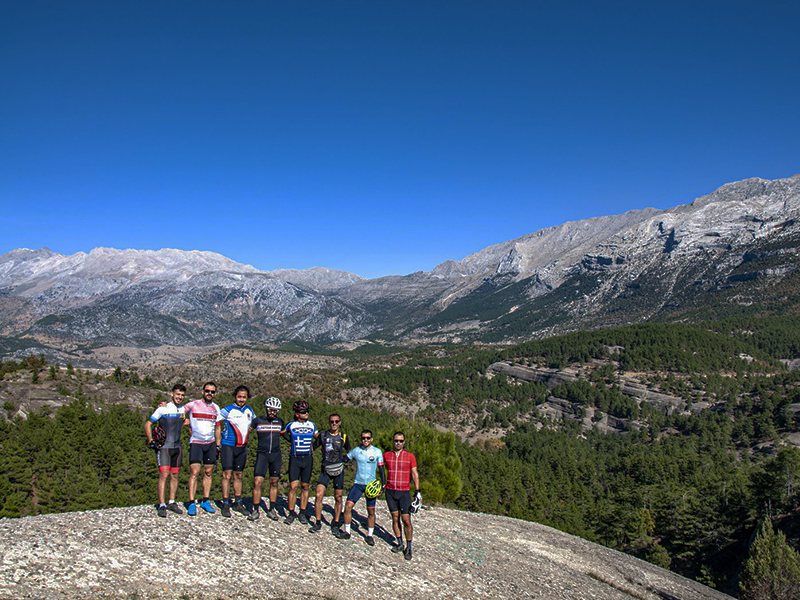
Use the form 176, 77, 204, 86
2, 1, 798, 278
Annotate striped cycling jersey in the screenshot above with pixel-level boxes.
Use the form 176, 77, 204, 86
148, 402, 184, 449
183, 399, 222, 444
283, 420, 318, 456
219, 404, 256, 447
252, 416, 284, 453
347, 446, 384, 485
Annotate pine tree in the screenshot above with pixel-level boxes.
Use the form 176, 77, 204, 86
740, 518, 800, 600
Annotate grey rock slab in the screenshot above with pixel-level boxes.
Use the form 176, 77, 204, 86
0, 503, 731, 600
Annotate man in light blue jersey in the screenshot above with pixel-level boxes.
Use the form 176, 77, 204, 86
336, 429, 385, 546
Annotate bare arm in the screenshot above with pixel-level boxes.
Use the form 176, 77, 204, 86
411, 466, 420, 493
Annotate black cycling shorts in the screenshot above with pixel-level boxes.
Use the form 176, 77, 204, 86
317, 470, 345, 490
189, 442, 217, 465
156, 447, 182, 473
386, 489, 412, 514
254, 452, 282, 478
220, 445, 248, 472
288, 455, 313, 484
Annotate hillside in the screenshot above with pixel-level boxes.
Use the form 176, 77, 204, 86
0, 503, 731, 600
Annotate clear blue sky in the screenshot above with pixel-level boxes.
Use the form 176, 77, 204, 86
1, 1, 798, 278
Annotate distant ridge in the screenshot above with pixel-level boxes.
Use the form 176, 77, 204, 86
1, 174, 799, 356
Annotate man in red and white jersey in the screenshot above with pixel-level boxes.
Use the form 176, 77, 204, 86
183, 381, 222, 515
383, 431, 421, 560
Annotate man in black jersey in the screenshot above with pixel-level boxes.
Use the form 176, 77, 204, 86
310, 413, 351, 533
248, 396, 284, 521
144, 384, 186, 518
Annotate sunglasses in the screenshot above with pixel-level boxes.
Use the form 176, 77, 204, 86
203, 389, 216, 394
329, 419, 340, 424
361, 436, 372, 440
393, 439, 405, 443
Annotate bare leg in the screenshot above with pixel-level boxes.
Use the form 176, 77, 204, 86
188, 464, 201, 501
221, 470, 232, 499
157, 470, 169, 504
253, 476, 265, 508
299, 482, 310, 511
202, 465, 214, 498
315, 484, 326, 521
287, 480, 299, 513
168, 471, 179, 502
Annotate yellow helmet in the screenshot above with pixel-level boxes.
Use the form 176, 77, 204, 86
365, 479, 383, 499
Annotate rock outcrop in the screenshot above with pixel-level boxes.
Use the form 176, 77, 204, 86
0, 502, 732, 600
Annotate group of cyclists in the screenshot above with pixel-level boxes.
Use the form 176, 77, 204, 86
144, 382, 421, 560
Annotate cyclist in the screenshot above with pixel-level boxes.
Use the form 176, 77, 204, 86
183, 382, 222, 515
383, 431, 421, 560
249, 396, 284, 521
144, 383, 186, 517
310, 413, 350, 533
281, 400, 318, 525
337, 429, 384, 546
217, 385, 256, 518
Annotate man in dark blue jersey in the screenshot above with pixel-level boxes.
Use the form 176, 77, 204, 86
281, 400, 318, 525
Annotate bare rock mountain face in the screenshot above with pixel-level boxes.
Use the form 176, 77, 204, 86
1, 174, 799, 354
0, 503, 731, 600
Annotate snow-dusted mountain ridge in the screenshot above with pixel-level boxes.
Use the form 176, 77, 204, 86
1, 173, 799, 349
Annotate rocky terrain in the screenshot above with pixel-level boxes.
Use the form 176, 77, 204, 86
1, 174, 799, 359
0, 501, 732, 600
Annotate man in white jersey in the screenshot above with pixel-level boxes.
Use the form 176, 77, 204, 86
183, 381, 222, 516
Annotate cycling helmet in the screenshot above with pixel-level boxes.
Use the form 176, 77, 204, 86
292, 400, 310, 413
151, 426, 166, 449
364, 479, 383, 499
410, 494, 422, 514
265, 397, 282, 410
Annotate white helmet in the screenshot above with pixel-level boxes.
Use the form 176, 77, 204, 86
265, 397, 282, 410
410, 493, 422, 514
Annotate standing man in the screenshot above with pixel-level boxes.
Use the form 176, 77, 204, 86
183, 382, 222, 516
383, 431, 421, 560
249, 396, 284, 521
281, 400, 318, 525
145, 384, 186, 517
310, 413, 351, 533
217, 385, 256, 518
337, 429, 384, 546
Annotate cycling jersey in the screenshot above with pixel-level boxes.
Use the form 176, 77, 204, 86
347, 446, 384, 485
383, 449, 417, 491
183, 399, 221, 444
148, 402, 184, 449
252, 416, 284, 453
219, 404, 256, 447
314, 431, 350, 466
282, 420, 318, 456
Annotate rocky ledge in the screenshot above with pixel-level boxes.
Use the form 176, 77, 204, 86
0, 501, 731, 600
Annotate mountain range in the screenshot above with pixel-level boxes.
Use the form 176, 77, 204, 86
1, 174, 799, 353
